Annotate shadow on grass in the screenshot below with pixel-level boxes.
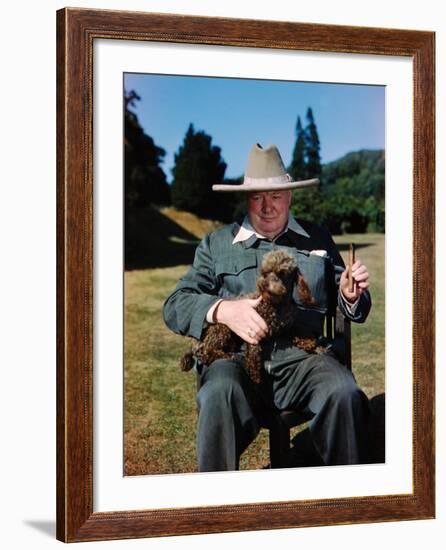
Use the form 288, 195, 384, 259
285, 392, 385, 468
125, 206, 200, 270
367, 392, 386, 464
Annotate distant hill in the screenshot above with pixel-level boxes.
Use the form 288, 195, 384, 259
322, 149, 385, 196
324, 149, 384, 175
291, 149, 385, 234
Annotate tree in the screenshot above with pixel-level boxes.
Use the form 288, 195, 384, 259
304, 107, 322, 179
291, 148, 385, 234
289, 116, 307, 180
124, 89, 170, 208
171, 124, 227, 219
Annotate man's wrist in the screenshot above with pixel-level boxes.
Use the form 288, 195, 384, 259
339, 289, 359, 313
340, 288, 358, 305
206, 299, 223, 323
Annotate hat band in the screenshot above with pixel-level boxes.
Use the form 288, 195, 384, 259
243, 173, 293, 187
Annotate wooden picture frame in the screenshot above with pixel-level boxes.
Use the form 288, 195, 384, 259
56, 7, 435, 542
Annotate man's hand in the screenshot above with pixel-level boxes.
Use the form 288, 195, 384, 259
340, 260, 370, 304
214, 297, 268, 344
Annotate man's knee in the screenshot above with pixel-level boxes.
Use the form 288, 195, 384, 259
319, 365, 369, 417
311, 355, 368, 411
327, 379, 367, 409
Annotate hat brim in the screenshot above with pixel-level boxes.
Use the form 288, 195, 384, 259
212, 178, 319, 192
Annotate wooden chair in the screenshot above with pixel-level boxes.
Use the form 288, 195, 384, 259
263, 308, 351, 468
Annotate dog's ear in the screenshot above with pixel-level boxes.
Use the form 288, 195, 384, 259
296, 272, 315, 305
257, 274, 267, 294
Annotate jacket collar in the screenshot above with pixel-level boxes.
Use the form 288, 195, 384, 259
232, 214, 310, 248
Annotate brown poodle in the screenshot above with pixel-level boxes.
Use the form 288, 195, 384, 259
180, 249, 326, 384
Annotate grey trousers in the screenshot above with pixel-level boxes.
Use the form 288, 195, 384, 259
196, 346, 370, 472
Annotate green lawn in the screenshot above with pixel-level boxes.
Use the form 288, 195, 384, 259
124, 233, 385, 475
335, 233, 385, 398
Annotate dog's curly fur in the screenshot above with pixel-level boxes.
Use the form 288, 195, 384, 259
180, 250, 326, 383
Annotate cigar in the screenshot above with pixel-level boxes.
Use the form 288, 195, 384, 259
348, 243, 355, 293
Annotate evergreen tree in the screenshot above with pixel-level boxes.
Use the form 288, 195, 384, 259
304, 107, 322, 179
124, 89, 170, 208
289, 116, 307, 180
171, 124, 227, 219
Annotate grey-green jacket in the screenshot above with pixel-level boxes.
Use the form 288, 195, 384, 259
163, 217, 371, 341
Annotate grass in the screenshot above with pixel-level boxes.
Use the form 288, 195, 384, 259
124, 266, 198, 474
334, 233, 385, 398
124, 214, 385, 475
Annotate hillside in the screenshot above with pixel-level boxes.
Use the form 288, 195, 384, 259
322, 149, 385, 194
125, 205, 221, 270
291, 149, 385, 234
160, 207, 221, 238
324, 148, 384, 173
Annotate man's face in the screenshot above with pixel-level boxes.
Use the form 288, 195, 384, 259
247, 190, 292, 240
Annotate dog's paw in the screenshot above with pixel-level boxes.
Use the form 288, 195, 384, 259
180, 352, 195, 372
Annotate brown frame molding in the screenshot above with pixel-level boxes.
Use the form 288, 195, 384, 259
56, 7, 435, 542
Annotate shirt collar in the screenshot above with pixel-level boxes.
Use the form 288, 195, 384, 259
232, 214, 310, 244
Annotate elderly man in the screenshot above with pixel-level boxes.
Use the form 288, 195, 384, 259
163, 143, 371, 472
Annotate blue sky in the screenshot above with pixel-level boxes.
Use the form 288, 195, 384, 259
124, 73, 385, 181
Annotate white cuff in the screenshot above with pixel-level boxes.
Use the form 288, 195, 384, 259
339, 291, 359, 314
206, 299, 223, 323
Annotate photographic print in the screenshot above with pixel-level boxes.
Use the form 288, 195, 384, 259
123, 73, 386, 476
57, 8, 434, 541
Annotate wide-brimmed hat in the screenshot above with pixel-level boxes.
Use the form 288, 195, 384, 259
212, 143, 319, 192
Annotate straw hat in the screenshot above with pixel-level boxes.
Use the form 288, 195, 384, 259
212, 143, 319, 192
